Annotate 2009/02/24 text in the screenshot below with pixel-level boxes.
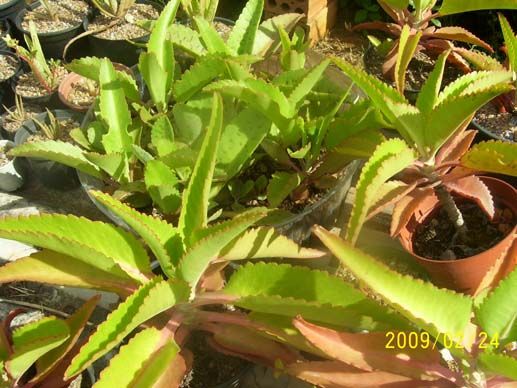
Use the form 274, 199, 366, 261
385, 331, 499, 350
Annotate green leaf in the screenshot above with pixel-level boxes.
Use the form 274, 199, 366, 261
0, 250, 137, 295
476, 266, 517, 343
99, 59, 132, 154
178, 94, 223, 241
395, 25, 422, 94
194, 16, 231, 54
168, 23, 206, 57
145, 160, 181, 214
478, 352, 517, 380
178, 208, 268, 289
440, 0, 517, 16
35, 296, 100, 381
95, 328, 179, 388
218, 227, 325, 261
139, 52, 169, 112
252, 13, 303, 56
0, 214, 152, 282
173, 56, 227, 102
346, 139, 416, 245
85, 152, 130, 183
226, 0, 263, 55
499, 13, 517, 73
267, 172, 304, 208
461, 141, 517, 177
151, 116, 175, 158
288, 59, 330, 110
217, 107, 271, 180
7, 317, 69, 379
65, 278, 189, 377
225, 262, 410, 331
314, 227, 473, 345
89, 191, 180, 277
147, 0, 180, 72
416, 50, 449, 113
9, 141, 103, 179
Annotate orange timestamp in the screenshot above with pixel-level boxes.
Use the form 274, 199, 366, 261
385, 331, 499, 350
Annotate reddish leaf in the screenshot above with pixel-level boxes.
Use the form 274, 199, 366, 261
293, 317, 456, 381
391, 188, 436, 237
205, 323, 300, 367
423, 40, 472, 72
367, 181, 418, 220
153, 349, 192, 388
286, 361, 455, 388
378, 1, 406, 24
443, 176, 495, 218
425, 27, 493, 53
352, 22, 402, 36
382, 42, 400, 78
436, 130, 477, 166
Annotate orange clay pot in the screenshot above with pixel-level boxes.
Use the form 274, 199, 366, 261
399, 176, 516, 295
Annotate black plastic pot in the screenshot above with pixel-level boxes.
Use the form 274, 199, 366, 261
84, 0, 161, 66
0, 0, 24, 23
10, 70, 63, 108
14, 109, 84, 190
15, 1, 88, 59
0, 19, 12, 51
0, 50, 21, 113
471, 117, 514, 142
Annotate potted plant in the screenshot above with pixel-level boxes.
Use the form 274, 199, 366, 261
0, 139, 24, 191
0, 0, 24, 23
0, 297, 100, 387
353, 0, 517, 95
0, 94, 42, 140
0, 18, 12, 51
0, 49, 20, 109
4, 22, 67, 107
458, 14, 517, 142
14, 0, 89, 59
334, 51, 517, 294
0, 97, 323, 385
14, 109, 84, 190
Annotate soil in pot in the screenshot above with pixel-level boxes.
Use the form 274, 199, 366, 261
0, 52, 18, 82
61, 74, 97, 110
26, 114, 78, 143
20, 0, 89, 33
413, 200, 515, 261
0, 142, 13, 167
314, 28, 367, 68
474, 103, 516, 142
363, 47, 463, 92
14, 66, 67, 100
0, 103, 42, 139
87, 2, 158, 40
180, 331, 250, 388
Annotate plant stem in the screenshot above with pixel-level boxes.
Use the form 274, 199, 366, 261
435, 184, 468, 241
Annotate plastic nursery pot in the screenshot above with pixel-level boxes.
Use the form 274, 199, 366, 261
399, 176, 517, 295
0, 50, 21, 111
0, 0, 24, 23
14, 109, 84, 190
272, 160, 362, 243
58, 63, 133, 111
0, 139, 25, 191
0, 18, 12, 51
471, 117, 511, 142
83, 0, 161, 67
14, 1, 88, 60
10, 70, 62, 108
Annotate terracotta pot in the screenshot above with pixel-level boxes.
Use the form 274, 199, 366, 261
58, 63, 134, 111
399, 177, 517, 295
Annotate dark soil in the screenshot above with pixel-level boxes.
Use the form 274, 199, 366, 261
364, 47, 463, 92
180, 331, 249, 388
474, 103, 517, 142
87, 3, 159, 40
413, 201, 514, 260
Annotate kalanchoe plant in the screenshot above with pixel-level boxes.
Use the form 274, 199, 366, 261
180, 0, 218, 22
0, 94, 324, 386
0, 297, 99, 387
334, 51, 517, 253
353, 0, 517, 79
459, 13, 517, 114
3, 22, 63, 94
